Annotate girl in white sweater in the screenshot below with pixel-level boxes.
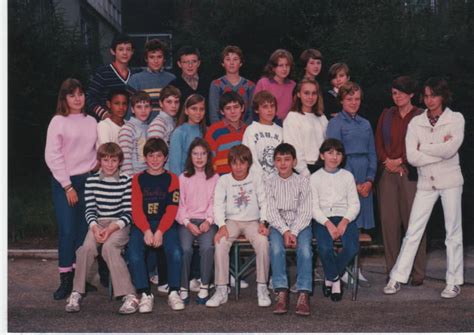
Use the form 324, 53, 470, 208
311, 138, 360, 302
283, 79, 328, 177
384, 78, 465, 299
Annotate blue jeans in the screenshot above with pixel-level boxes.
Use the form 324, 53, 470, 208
313, 217, 359, 281
51, 173, 89, 272
127, 221, 182, 292
269, 226, 313, 292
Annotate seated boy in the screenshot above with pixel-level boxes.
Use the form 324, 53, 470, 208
128, 39, 176, 121
118, 91, 151, 176
147, 85, 181, 145
242, 90, 282, 179
266, 143, 313, 316
127, 138, 184, 312
65, 143, 137, 314
86, 33, 135, 121
209, 45, 255, 125
205, 91, 247, 175
206, 145, 271, 308
97, 88, 129, 146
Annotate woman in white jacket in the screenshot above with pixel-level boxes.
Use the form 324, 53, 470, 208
384, 77, 465, 298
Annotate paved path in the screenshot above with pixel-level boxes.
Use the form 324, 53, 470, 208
8, 248, 474, 333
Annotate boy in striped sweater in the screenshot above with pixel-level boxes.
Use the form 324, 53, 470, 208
205, 91, 247, 175
266, 143, 313, 316
86, 34, 135, 121
65, 143, 138, 314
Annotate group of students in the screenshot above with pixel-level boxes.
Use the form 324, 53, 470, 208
44, 33, 465, 317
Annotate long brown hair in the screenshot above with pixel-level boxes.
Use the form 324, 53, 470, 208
177, 94, 207, 136
291, 78, 324, 116
262, 49, 294, 79
55, 78, 86, 116
183, 138, 215, 179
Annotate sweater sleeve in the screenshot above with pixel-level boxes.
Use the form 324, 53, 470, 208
375, 110, 389, 162
406, 121, 443, 167
158, 174, 180, 234
131, 174, 151, 233
119, 125, 134, 176
168, 129, 184, 176
148, 117, 167, 140
205, 175, 219, 224
44, 117, 71, 187
310, 174, 330, 226
213, 176, 227, 228
255, 175, 267, 222
208, 81, 221, 124
291, 177, 312, 236
117, 177, 132, 229
418, 115, 465, 159
86, 69, 110, 120
283, 115, 310, 177
343, 173, 361, 222
176, 174, 189, 225
265, 180, 289, 235
242, 126, 264, 177
84, 176, 98, 227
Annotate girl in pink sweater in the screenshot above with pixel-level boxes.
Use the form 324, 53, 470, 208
176, 138, 219, 304
254, 49, 296, 124
45, 78, 98, 300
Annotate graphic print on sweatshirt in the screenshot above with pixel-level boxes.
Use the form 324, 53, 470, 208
233, 183, 253, 209
251, 130, 281, 175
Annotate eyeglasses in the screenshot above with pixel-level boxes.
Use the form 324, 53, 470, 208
191, 152, 207, 157
181, 60, 199, 65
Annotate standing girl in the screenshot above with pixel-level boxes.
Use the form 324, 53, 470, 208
168, 94, 206, 176
311, 139, 360, 302
45, 78, 98, 300
384, 78, 465, 299
176, 138, 219, 304
283, 78, 328, 177
254, 49, 296, 124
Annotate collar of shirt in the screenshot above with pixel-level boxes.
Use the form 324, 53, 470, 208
147, 67, 164, 74
268, 77, 291, 85
99, 170, 120, 181
223, 118, 245, 131
427, 109, 443, 127
182, 73, 199, 89
341, 110, 362, 123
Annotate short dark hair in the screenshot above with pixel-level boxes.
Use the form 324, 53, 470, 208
106, 88, 130, 103
130, 91, 151, 107
315, 138, 346, 170
300, 48, 323, 66
252, 90, 277, 112
221, 45, 243, 63
111, 33, 134, 51
219, 91, 244, 111
176, 45, 200, 61
97, 142, 124, 163
273, 143, 296, 160
143, 137, 168, 157
392, 76, 418, 95
159, 85, 181, 102
145, 38, 168, 58
263, 49, 294, 79
328, 62, 350, 81
228, 144, 252, 166
423, 77, 452, 109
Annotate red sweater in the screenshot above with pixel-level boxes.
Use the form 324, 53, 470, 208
205, 120, 247, 175
131, 170, 180, 234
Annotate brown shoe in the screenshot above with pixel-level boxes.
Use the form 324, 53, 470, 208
295, 292, 310, 316
273, 290, 289, 314
411, 278, 424, 286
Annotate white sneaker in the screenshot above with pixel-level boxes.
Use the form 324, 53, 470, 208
206, 285, 228, 308
358, 269, 369, 282
189, 278, 201, 292
149, 275, 159, 285
230, 275, 249, 288
383, 279, 401, 295
138, 293, 154, 313
119, 294, 139, 314
257, 284, 271, 307
157, 284, 169, 295
168, 291, 185, 311
441, 284, 461, 299
268, 277, 273, 290
65, 291, 82, 313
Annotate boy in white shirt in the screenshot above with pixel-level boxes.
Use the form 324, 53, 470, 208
242, 91, 283, 179
206, 144, 271, 308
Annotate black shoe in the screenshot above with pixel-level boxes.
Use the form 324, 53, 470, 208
322, 283, 331, 298
53, 272, 74, 300
330, 284, 343, 302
